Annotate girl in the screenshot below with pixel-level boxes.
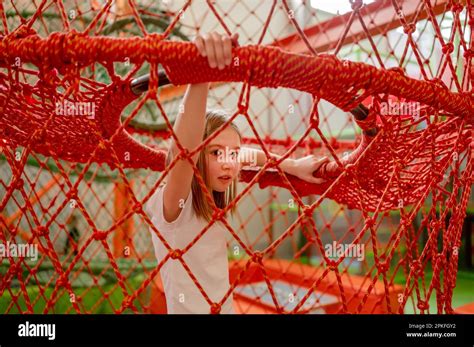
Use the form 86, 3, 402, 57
145, 32, 329, 314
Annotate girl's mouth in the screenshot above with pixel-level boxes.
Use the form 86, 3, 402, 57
218, 175, 232, 183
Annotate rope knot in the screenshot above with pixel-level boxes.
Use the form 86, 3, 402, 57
170, 249, 183, 259
251, 251, 263, 264
122, 297, 133, 309
37, 68, 60, 88
464, 49, 474, 59
403, 23, 416, 34
14, 178, 24, 190
402, 218, 412, 229
310, 99, 320, 129
442, 43, 454, 55
417, 300, 429, 311
377, 260, 389, 273
210, 303, 221, 314
57, 276, 68, 287
429, 220, 441, 230
434, 253, 444, 264
9, 263, 19, 275
237, 103, 248, 114
327, 260, 338, 271
133, 203, 142, 213
178, 148, 191, 160
93, 231, 108, 241
266, 156, 277, 168
310, 113, 320, 129
365, 217, 375, 228
303, 206, 313, 217
410, 260, 421, 275
67, 188, 78, 200
212, 209, 225, 221
35, 225, 48, 237
451, 3, 464, 13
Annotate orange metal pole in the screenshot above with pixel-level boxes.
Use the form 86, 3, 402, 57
113, 180, 136, 258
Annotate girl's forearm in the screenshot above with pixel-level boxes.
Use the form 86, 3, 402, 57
240, 147, 295, 173
170, 83, 209, 160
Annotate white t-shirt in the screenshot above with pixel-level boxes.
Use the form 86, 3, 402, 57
145, 184, 234, 314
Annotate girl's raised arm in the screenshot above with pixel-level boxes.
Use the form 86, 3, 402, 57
163, 83, 209, 223
162, 33, 236, 223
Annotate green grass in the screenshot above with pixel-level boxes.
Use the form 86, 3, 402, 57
0, 273, 148, 314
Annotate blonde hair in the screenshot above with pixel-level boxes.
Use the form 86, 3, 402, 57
165, 109, 242, 222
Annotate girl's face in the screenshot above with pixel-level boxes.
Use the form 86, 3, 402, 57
205, 127, 242, 192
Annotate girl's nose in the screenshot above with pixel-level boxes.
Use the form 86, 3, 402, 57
223, 159, 238, 169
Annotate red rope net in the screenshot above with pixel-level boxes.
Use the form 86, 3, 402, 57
0, 0, 473, 314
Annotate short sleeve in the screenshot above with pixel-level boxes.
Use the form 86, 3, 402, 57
146, 185, 194, 229
146, 185, 194, 264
